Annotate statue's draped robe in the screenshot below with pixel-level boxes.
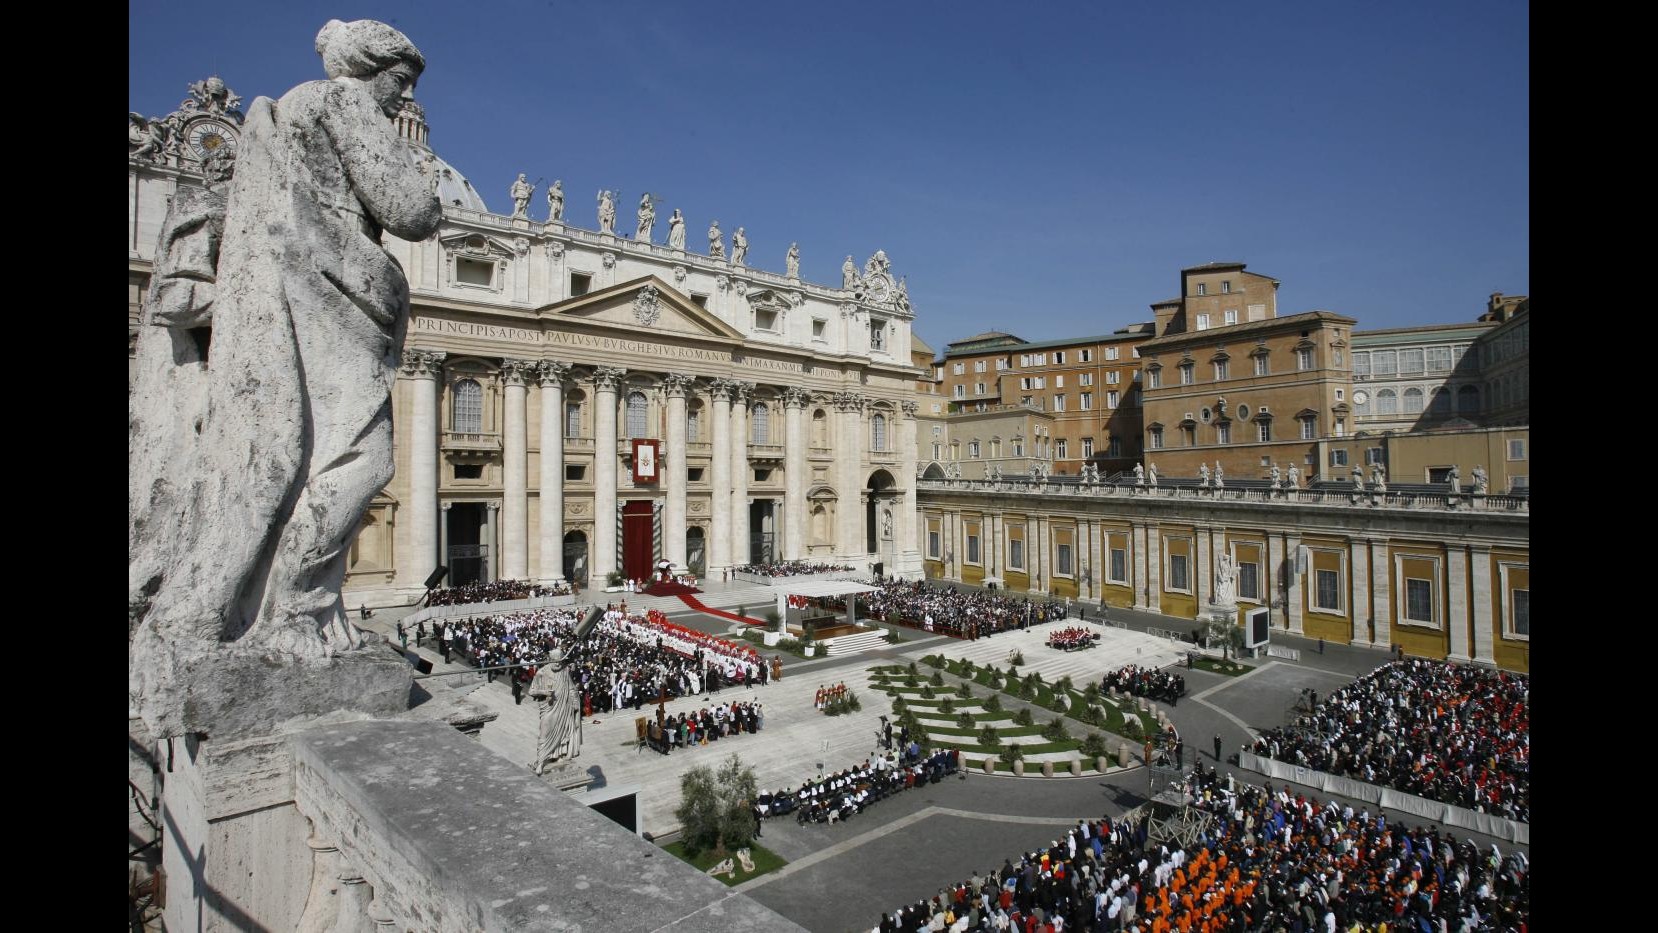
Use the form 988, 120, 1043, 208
532, 660, 583, 771
134, 77, 440, 658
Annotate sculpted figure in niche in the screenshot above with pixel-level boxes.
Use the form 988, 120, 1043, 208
708, 220, 724, 258
786, 242, 800, 278
530, 645, 583, 774
666, 209, 685, 249
731, 226, 748, 266
597, 189, 616, 234
129, 19, 442, 664
546, 179, 564, 221
635, 192, 655, 242
509, 172, 533, 217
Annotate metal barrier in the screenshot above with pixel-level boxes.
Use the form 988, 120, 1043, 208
1265, 644, 1300, 661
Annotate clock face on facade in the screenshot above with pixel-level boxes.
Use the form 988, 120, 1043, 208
185, 118, 236, 160
1352, 390, 1369, 406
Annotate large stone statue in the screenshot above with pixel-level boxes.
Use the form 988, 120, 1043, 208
1370, 463, 1387, 492
842, 255, 857, 289
1472, 464, 1489, 495
708, 220, 724, 258
509, 172, 533, 217
597, 189, 616, 234
1133, 462, 1145, 485
1148, 462, 1159, 487
1270, 463, 1282, 488
1287, 465, 1299, 488
547, 179, 564, 221
1214, 462, 1225, 489
1199, 463, 1211, 487
129, 19, 442, 722
530, 645, 582, 774
667, 209, 685, 249
731, 226, 748, 266
1447, 464, 1462, 495
786, 242, 800, 278
1352, 465, 1364, 488
1214, 553, 1238, 607
635, 192, 655, 242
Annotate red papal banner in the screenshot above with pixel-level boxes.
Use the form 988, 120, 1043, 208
632, 438, 660, 485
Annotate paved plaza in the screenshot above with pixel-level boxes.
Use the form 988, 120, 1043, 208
365, 581, 1529, 933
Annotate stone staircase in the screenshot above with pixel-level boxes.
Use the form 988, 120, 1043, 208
823, 628, 890, 656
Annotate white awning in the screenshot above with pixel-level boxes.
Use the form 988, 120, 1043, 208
772, 579, 881, 599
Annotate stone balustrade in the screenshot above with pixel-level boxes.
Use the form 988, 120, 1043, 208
917, 478, 1528, 513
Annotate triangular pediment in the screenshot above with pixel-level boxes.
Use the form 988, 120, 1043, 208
540, 275, 744, 340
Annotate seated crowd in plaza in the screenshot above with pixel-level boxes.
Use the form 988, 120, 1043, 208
760, 746, 960, 825
1048, 627, 1100, 651
642, 700, 763, 755
875, 761, 1528, 932
731, 560, 856, 577
843, 579, 1068, 640
1103, 665, 1187, 705
425, 578, 572, 606
1251, 659, 1530, 823
436, 604, 769, 716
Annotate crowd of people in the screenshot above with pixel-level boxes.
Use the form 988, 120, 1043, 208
436, 604, 772, 715
1103, 665, 1188, 706
425, 578, 572, 606
642, 700, 763, 755
874, 762, 1528, 932
1251, 659, 1530, 823
1048, 627, 1100, 651
815, 682, 851, 710
732, 560, 855, 577
850, 579, 1069, 640
760, 746, 961, 825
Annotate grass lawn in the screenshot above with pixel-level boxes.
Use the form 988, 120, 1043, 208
661, 840, 787, 886
1191, 656, 1253, 676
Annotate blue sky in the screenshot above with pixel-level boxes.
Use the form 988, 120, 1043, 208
130, 1, 1528, 351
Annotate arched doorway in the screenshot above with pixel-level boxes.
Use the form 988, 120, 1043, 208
866, 469, 897, 570
562, 531, 588, 587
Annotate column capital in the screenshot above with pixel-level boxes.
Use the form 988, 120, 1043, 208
730, 381, 755, 406
662, 372, 696, 397
399, 347, 446, 377
900, 399, 919, 417
708, 378, 736, 401
500, 358, 537, 386
833, 391, 864, 412
781, 386, 811, 409
592, 366, 627, 391
536, 359, 572, 386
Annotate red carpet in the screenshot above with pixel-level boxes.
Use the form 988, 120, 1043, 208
677, 593, 767, 626
642, 580, 702, 597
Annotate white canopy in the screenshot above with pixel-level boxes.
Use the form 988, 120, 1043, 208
772, 579, 880, 599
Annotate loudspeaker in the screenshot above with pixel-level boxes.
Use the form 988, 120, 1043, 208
414, 657, 434, 675
423, 566, 450, 589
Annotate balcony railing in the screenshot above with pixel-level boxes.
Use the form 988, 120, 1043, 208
442, 431, 500, 452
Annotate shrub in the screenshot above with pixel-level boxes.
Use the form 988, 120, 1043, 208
989, 671, 1005, 690
607, 570, 625, 586
977, 724, 1002, 747
764, 609, 781, 626
885, 629, 903, 644
930, 670, 945, 687
984, 693, 1002, 713
1121, 717, 1143, 740
938, 696, 956, 715
923, 654, 944, 669
1041, 717, 1070, 741
1006, 664, 1019, 681
1010, 650, 1026, 666
956, 683, 973, 699
998, 743, 1024, 767
1012, 708, 1035, 727
956, 712, 975, 730
1055, 675, 1073, 694
1021, 673, 1041, 698
961, 660, 976, 679
920, 684, 935, 699
674, 753, 758, 857
904, 674, 919, 688
907, 661, 918, 676
1082, 683, 1102, 704
1080, 732, 1109, 760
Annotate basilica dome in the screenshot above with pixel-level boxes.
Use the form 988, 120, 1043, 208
393, 100, 490, 214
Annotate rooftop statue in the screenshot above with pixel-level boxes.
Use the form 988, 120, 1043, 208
547, 179, 564, 221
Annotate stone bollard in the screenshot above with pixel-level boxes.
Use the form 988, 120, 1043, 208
1042, 761, 1054, 778
1095, 755, 1109, 773
1070, 758, 1083, 776
1117, 743, 1130, 768
982, 757, 996, 775
1013, 759, 1025, 776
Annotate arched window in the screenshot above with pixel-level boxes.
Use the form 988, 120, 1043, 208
871, 413, 887, 451
751, 403, 770, 444
452, 379, 482, 433
686, 404, 702, 441
1403, 387, 1424, 414
1430, 387, 1450, 414
626, 391, 648, 438
1458, 384, 1480, 414
1376, 389, 1398, 415
565, 400, 582, 437
812, 409, 828, 446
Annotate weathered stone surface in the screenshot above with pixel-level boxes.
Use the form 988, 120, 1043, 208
135, 636, 413, 740
294, 720, 802, 932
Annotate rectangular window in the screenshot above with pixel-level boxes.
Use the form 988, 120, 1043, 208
928, 530, 940, 559
1196, 283, 1207, 296
1221, 280, 1231, 294
1214, 360, 1229, 381
1334, 419, 1345, 437
966, 531, 981, 564
1253, 355, 1268, 377
1399, 349, 1425, 375
1179, 365, 1193, 385
1426, 347, 1452, 373
1106, 371, 1120, 385
1257, 421, 1271, 442
1079, 373, 1093, 386
1080, 349, 1092, 362
1052, 394, 1065, 412
1080, 392, 1093, 410
1034, 376, 1046, 389
869, 320, 886, 351
976, 382, 986, 395
813, 319, 827, 340
1297, 348, 1314, 370
1009, 538, 1025, 570
1216, 422, 1231, 444
756, 308, 779, 331
954, 385, 966, 399
1353, 352, 1370, 377
1057, 543, 1073, 576
1149, 369, 1162, 388
1330, 449, 1349, 466
1168, 553, 1189, 592
954, 362, 965, 375
1315, 569, 1342, 612
456, 257, 494, 286
1301, 418, 1316, 440
1224, 309, 1238, 326
1109, 547, 1127, 584
1055, 375, 1065, 388
568, 271, 592, 296
1106, 347, 1120, 361
688, 467, 704, 482
1196, 313, 1212, 331
1107, 390, 1119, 408
1181, 424, 1196, 447
1132, 347, 1141, 358
565, 464, 586, 481
975, 360, 987, 373
1238, 561, 1260, 601
1054, 351, 1066, 365
691, 293, 708, 308
453, 463, 483, 480
932, 443, 942, 459
565, 402, 582, 437
1056, 439, 1068, 458
1405, 578, 1434, 623
995, 359, 1008, 371
1365, 447, 1384, 465
1081, 437, 1094, 458
1507, 439, 1526, 460
1371, 350, 1397, 376
1149, 427, 1163, 449
1511, 589, 1529, 636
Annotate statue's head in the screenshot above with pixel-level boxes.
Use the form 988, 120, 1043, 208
315, 19, 426, 118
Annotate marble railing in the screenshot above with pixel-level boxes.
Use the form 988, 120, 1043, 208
917, 479, 1529, 513
442, 431, 500, 451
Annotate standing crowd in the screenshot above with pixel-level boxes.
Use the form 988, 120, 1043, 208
852, 579, 1069, 640
1103, 665, 1188, 705
425, 578, 571, 606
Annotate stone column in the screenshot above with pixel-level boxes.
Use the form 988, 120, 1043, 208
1195, 523, 1212, 608
1370, 539, 1392, 649
485, 501, 500, 581
1132, 522, 1149, 610
663, 373, 694, 572
1028, 514, 1045, 594
730, 382, 754, 567
708, 380, 734, 574
1348, 537, 1370, 646
1145, 525, 1161, 612
897, 401, 921, 576
1078, 518, 1093, 602
536, 361, 570, 582
833, 392, 865, 563
1469, 546, 1495, 666
398, 349, 445, 592
591, 367, 626, 582
1284, 532, 1304, 634
500, 359, 534, 580
782, 387, 809, 561
1446, 547, 1471, 662
985, 511, 999, 580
